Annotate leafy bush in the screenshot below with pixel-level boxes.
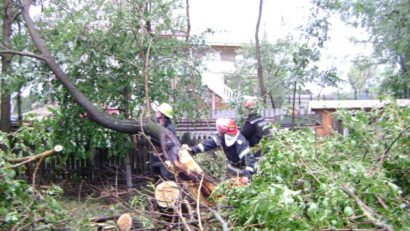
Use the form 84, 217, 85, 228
194, 150, 227, 181
0, 121, 67, 230
218, 100, 409, 230
0, 158, 67, 230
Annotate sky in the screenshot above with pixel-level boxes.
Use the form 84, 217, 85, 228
188, 0, 373, 95
28, 0, 373, 95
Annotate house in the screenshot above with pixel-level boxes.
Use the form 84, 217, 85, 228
307, 99, 410, 137
201, 42, 241, 110
199, 43, 336, 111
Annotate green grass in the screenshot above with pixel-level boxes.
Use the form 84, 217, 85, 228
59, 196, 124, 230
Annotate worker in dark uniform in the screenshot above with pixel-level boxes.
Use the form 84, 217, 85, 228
241, 96, 273, 159
187, 118, 256, 181
150, 102, 176, 179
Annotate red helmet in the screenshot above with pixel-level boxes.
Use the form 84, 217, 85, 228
243, 96, 258, 109
216, 118, 237, 135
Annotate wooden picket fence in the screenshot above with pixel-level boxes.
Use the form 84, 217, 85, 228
30, 110, 322, 185
31, 134, 215, 185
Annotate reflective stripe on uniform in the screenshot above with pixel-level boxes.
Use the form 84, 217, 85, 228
212, 136, 221, 146
250, 117, 264, 124
245, 166, 254, 173
239, 147, 250, 159
198, 143, 205, 152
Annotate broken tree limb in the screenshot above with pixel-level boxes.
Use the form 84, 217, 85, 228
341, 183, 394, 231
17, 0, 218, 205
6, 145, 63, 169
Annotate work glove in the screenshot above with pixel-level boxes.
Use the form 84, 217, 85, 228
182, 144, 199, 155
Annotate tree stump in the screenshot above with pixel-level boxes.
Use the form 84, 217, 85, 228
155, 181, 180, 208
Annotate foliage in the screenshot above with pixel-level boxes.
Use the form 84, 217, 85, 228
347, 56, 374, 99
1, 0, 212, 171
34, 0, 208, 118
226, 39, 294, 108
217, 99, 409, 230
226, 93, 268, 126
193, 149, 226, 181
45, 93, 132, 161
0, 147, 67, 230
314, 0, 410, 98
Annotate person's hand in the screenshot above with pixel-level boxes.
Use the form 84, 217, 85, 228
181, 144, 192, 152
240, 177, 249, 185
230, 177, 249, 187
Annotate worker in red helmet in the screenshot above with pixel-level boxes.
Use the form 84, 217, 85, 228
241, 96, 273, 158
186, 118, 256, 180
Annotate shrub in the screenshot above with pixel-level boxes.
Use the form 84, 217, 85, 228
218, 100, 409, 230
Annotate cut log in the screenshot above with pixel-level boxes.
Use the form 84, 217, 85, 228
175, 147, 203, 175
117, 213, 132, 231
155, 181, 180, 208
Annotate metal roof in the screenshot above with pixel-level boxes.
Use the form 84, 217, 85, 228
307, 99, 410, 113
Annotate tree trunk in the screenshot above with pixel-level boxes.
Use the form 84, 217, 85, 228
185, 0, 191, 42
291, 81, 297, 128
268, 92, 276, 109
0, 80, 11, 133
255, 0, 266, 103
17, 86, 22, 126
123, 85, 133, 190
1, 0, 14, 133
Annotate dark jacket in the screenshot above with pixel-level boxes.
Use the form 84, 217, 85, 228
152, 117, 176, 148
152, 117, 176, 135
241, 114, 271, 147
190, 132, 256, 178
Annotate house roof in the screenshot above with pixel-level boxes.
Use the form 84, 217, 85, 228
308, 99, 410, 113
23, 105, 56, 120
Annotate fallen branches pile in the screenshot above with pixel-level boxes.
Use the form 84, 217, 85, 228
87, 179, 229, 231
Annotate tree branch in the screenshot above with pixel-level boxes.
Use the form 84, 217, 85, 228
16, 0, 177, 143
6, 145, 63, 169
341, 183, 393, 231
0, 49, 45, 60
372, 126, 409, 175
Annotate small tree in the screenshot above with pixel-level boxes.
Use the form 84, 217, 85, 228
226, 39, 294, 109
347, 57, 374, 99
315, 0, 409, 98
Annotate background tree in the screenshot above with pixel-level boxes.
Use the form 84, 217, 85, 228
315, 0, 409, 98
254, 0, 267, 103
287, 4, 340, 126
347, 56, 374, 99
1, 0, 17, 133
226, 39, 293, 109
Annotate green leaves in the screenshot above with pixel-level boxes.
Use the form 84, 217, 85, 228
0, 152, 68, 230
218, 99, 409, 230
316, 0, 410, 98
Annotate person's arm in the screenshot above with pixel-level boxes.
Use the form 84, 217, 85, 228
236, 137, 256, 179
243, 153, 257, 179
190, 136, 220, 155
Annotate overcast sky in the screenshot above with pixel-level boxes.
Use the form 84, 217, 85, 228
189, 0, 309, 43
188, 0, 373, 95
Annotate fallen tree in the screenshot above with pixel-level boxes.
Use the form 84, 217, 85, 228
0, 0, 217, 205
